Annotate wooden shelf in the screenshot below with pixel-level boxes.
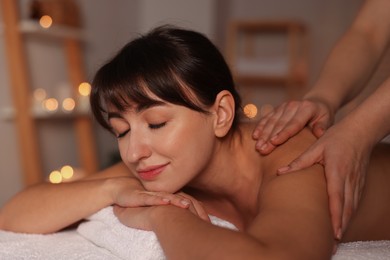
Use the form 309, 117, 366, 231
1, 0, 98, 186
226, 20, 308, 98
1, 107, 91, 121
19, 19, 85, 40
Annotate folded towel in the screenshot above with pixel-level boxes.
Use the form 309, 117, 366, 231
332, 240, 390, 260
77, 206, 238, 260
0, 229, 118, 259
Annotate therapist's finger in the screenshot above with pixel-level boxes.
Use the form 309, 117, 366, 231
277, 144, 322, 174
341, 178, 354, 235
325, 163, 346, 240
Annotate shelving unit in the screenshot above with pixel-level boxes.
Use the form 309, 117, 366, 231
0, 0, 98, 186
225, 20, 308, 98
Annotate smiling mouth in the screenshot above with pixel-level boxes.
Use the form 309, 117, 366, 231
137, 163, 168, 181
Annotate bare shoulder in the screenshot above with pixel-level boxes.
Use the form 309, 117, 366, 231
246, 128, 333, 258
263, 127, 317, 176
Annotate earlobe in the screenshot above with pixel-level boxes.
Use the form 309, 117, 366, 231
213, 90, 235, 137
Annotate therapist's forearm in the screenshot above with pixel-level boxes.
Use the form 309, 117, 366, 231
305, 29, 384, 113
305, 0, 390, 112
339, 77, 390, 147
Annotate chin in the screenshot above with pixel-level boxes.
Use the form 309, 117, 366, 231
143, 181, 182, 194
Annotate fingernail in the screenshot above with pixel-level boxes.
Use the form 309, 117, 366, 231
259, 143, 267, 151
270, 134, 278, 142
181, 200, 190, 207
162, 198, 170, 203
336, 228, 342, 240
277, 166, 290, 174
256, 140, 264, 150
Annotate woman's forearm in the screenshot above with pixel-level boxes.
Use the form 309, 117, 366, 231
0, 178, 114, 234
149, 206, 264, 260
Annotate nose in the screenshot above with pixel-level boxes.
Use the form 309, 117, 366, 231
125, 130, 152, 163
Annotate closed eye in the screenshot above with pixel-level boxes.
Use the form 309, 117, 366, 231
149, 122, 166, 130
116, 129, 130, 139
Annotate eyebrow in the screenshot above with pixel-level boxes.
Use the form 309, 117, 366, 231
107, 101, 167, 120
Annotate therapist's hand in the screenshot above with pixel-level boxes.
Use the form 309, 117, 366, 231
277, 121, 371, 240
253, 99, 333, 154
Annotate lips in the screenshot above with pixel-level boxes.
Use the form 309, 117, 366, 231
137, 163, 168, 181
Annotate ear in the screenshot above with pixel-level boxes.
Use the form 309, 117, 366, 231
212, 90, 235, 138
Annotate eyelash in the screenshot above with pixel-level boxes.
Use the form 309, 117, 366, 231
116, 130, 129, 139
149, 122, 166, 130
115, 122, 166, 138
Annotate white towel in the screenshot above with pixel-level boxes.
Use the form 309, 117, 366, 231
0, 229, 118, 259
0, 206, 389, 259
77, 206, 238, 260
332, 240, 390, 260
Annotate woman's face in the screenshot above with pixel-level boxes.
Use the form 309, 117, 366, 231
108, 96, 217, 193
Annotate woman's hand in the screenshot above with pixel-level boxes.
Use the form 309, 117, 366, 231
113, 192, 210, 231
108, 177, 195, 209
253, 99, 333, 154
277, 121, 372, 240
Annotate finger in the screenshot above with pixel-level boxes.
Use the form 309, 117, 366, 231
257, 142, 277, 155
325, 165, 345, 240
253, 105, 274, 139
269, 120, 307, 146
311, 123, 326, 138
175, 192, 210, 222
277, 145, 322, 174
191, 200, 210, 222
341, 181, 354, 235
129, 191, 172, 207
254, 116, 273, 147
256, 104, 287, 143
153, 192, 191, 209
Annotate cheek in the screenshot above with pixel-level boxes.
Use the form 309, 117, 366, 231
117, 139, 128, 162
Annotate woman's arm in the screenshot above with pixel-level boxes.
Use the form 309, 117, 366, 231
0, 163, 130, 233
0, 162, 186, 234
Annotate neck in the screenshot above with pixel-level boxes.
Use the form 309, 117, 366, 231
185, 122, 265, 228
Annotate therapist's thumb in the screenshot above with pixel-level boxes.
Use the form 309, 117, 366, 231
277, 148, 321, 175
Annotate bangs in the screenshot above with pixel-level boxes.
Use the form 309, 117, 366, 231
90, 42, 207, 131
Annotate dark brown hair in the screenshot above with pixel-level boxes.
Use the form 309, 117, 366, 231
90, 25, 242, 132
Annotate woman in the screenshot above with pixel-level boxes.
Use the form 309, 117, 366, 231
1, 26, 389, 259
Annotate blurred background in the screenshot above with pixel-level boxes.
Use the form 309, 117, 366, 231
2, 0, 389, 207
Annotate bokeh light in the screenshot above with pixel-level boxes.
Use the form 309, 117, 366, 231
43, 98, 59, 112
78, 82, 91, 96
60, 165, 74, 179
243, 103, 258, 118
33, 88, 47, 101
49, 170, 62, 184
39, 15, 53, 29
62, 98, 76, 112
